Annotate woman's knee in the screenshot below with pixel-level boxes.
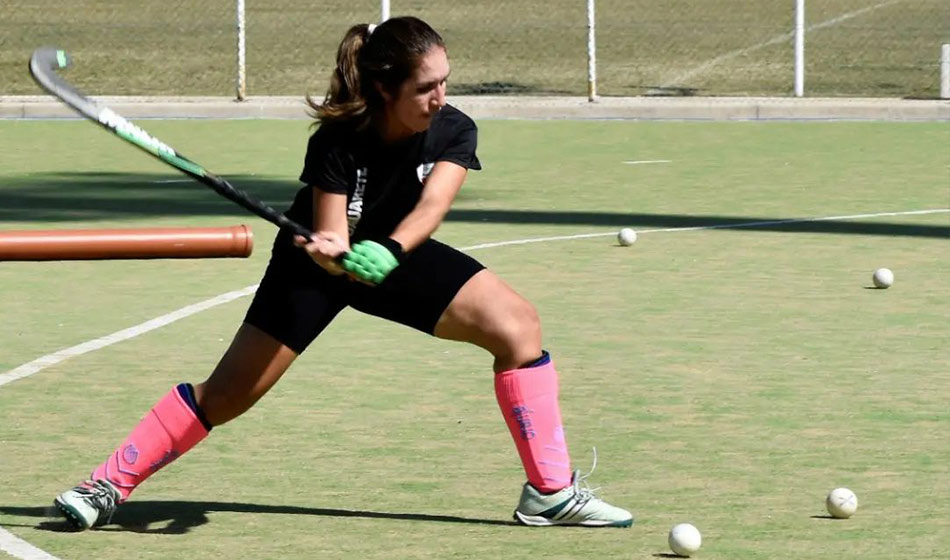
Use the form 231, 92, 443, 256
436, 270, 543, 366
479, 296, 543, 370
497, 297, 542, 348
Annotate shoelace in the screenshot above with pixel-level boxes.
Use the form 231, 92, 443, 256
570, 448, 603, 505
77, 479, 118, 525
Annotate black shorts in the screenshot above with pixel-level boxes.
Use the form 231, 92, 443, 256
244, 236, 486, 353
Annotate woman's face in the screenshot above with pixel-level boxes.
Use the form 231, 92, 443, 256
381, 46, 449, 140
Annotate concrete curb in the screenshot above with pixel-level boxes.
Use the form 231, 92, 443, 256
1, 95, 948, 121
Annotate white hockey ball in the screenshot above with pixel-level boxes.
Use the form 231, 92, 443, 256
618, 228, 637, 246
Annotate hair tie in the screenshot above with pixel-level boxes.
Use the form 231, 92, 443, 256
367, 23, 377, 36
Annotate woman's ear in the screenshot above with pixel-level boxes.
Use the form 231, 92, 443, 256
374, 81, 392, 102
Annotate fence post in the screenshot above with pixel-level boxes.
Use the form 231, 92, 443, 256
941, 44, 950, 99
587, 0, 597, 101
236, 0, 247, 101
794, 0, 805, 97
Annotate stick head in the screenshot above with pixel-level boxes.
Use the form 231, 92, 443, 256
30, 47, 70, 78
29, 47, 76, 102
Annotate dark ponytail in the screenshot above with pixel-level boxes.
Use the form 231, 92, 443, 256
306, 17, 445, 129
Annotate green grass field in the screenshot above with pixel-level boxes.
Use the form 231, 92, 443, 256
1, 118, 949, 560
1, 0, 947, 97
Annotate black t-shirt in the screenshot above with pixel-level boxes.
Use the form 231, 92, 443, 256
291, 104, 480, 241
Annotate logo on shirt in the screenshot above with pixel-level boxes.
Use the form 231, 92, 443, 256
348, 167, 368, 234
416, 162, 434, 184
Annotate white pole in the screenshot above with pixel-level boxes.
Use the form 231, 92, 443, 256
381, 0, 390, 22
587, 0, 597, 101
236, 0, 247, 101
941, 44, 950, 99
794, 0, 804, 97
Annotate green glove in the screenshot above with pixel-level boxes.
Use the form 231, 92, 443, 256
341, 239, 403, 285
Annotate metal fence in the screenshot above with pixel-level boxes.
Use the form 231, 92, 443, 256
1, 0, 947, 98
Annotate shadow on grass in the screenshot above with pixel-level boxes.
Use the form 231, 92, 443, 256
642, 85, 701, 97
449, 81, 573, 95
1, 502, 517, 535
445, 209, 949, 238
1, 172, 947, 239
0, 172, 298, 222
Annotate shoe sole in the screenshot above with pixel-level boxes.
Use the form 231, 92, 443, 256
514, 511, 634, 528
53, 498, 92, 531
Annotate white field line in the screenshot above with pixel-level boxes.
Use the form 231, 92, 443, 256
660, 0, 905, 88
0, 285, 258, 388
0, 528, 60, 560
0, 205, 947, 560
622, 160, 672, 165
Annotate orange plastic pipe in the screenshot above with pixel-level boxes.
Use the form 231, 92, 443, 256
0, 225, 253, 261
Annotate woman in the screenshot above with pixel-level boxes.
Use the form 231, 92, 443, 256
54, 16, 632, 530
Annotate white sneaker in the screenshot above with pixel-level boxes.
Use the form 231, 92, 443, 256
54, 479, 120, 530
514, 464, 633, 528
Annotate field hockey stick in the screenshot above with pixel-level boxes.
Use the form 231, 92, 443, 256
29, 47, 315, 241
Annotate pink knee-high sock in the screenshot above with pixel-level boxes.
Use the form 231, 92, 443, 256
495, 353, 573, 493
90, 386, 209, 502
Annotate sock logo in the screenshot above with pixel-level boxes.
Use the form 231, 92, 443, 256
512, 405, 536, 440
149, 450, 180, 473
121, 444, 139, 465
